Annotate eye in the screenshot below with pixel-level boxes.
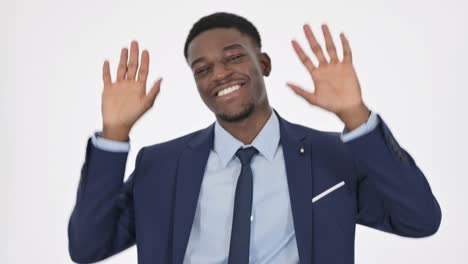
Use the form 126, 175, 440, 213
195, 67, 209, 76
226, 54, 244, 62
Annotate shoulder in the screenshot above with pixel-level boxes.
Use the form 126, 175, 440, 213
138, 124, 212, 158
281, 118, 353, 161
282, 117, 343, 145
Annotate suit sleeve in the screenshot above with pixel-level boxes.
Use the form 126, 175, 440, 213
68, 137, 145, 263
344, 114, 442, 237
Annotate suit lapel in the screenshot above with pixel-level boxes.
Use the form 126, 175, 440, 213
276, 111, 313, 264
171, 111, 314, 264
172, 124, 214, 264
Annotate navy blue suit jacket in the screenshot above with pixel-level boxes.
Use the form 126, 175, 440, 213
68, 111, 441, 264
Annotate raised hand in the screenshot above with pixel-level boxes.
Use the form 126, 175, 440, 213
101, 40, 162, 141
287, 24, 370, 130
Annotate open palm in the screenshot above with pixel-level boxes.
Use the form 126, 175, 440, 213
101, 41, 162, 139
287, 24, 364, 116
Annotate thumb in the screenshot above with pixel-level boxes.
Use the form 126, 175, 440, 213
144, 78, 162, 109
286, 82, 319, 106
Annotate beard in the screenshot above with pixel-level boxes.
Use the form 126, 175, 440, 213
216, 102, 255, 123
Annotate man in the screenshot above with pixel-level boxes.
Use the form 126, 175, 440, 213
68, 12, 441, 264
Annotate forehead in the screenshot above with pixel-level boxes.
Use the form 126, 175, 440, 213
187, 28, 256, 64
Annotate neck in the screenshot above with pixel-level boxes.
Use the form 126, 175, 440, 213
217, 104, 273, 145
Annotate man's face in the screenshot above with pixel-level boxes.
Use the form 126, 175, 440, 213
186, 28, 271, 122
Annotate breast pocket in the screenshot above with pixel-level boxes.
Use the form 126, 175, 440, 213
313, 179, 355, 223
312, 179, 356, 263
312, 178, 356, 240
312, 181, 346, 204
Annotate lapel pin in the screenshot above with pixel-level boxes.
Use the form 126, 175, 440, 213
299, 147, 304, 155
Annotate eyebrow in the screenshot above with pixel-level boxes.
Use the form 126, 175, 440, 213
190, 43, 245, 68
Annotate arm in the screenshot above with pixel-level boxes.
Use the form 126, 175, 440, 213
344, 114, 441, 237
68, 40, 162, 263
287, 23, 441, 237
339, 110, 440, 236
68, 139, 143, 263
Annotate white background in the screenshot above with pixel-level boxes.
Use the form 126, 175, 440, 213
2, 0, 467, 263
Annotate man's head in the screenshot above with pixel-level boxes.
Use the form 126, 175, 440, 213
184, 12, 272, 123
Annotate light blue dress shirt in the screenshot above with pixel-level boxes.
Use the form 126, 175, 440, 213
91, 110, 379, 263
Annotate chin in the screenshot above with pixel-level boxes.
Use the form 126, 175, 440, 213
216, 103, 255, 123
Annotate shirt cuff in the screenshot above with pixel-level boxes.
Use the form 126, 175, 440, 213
91, 131, 130, 152
340, 111, 380, 143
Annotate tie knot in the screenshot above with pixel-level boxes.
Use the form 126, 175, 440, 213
235, 146, 258, 165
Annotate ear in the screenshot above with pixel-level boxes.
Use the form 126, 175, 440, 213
258, 52, 272, 77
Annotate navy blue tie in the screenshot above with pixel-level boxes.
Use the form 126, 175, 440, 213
228, 146, 258, 264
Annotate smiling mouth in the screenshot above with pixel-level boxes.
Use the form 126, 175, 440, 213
217, 84, 241, 97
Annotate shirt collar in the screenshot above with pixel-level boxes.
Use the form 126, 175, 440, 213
214, 110, 280, 167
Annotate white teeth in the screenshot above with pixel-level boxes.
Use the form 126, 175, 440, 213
217, 85, 240, 97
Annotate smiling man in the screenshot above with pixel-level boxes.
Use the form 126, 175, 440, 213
68, 12, 441, 264
186, 25, 273, 146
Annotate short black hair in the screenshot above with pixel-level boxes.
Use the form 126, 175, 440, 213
184, 12, 262, 59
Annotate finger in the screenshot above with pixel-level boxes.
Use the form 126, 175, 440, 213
303, 24, 327, 65
340, 33, 353, 63
291, 40, 315, 74
144, 78, 162, 109
127, 40, 139, 80
102, 60, 112, 86
117, 48, 128, 81
286, 82, 318, 106
322, 24, 339, 64
137, 50, 149, 83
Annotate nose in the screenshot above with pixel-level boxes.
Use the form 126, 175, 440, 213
212, 62, 233, 83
